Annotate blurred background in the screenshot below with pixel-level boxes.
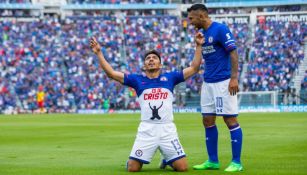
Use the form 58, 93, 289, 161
0, 0, 306, 114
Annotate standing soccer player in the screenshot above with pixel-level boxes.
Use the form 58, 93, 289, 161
187, 4, 243, 172
90, 32, 204, 172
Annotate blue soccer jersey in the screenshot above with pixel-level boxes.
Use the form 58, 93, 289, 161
124, 72, 184, 123
200, 22, 237, 83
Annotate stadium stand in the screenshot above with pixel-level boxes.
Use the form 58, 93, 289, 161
68, 0, 169, 4
0, 0, 31, 3
302, 70, 307, 89
0, 0, 306, 113
243, 20, 306, 92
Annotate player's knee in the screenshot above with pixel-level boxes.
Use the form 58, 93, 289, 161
223, 117, 238, 127
172, 158, 188, 172
127, 167, 140, 172
127, 164, 141, 172
203, 117, 215, 127
127, 160, 142, 172
175, 165, 188, 172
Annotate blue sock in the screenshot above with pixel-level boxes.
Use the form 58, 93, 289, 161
229, 123, 243, 164
205, 125, 218, 163
168, 162, 174, 169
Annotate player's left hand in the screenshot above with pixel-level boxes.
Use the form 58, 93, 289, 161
195, 32, 205, 46
229, 78, 239, 96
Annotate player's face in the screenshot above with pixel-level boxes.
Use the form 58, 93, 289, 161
144, 54, 162, 71
188, 11, 206, 30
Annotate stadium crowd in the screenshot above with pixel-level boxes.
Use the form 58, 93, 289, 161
0, 11, 306, 113
302, 70, 307, 89
243, 20, 306, 92
124, 16, 181, 73
0, 0, 31, 3
68, 0, 169, 4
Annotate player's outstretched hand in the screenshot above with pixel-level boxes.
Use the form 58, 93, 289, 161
90, 37, 101, 55
195, 32, 205, 46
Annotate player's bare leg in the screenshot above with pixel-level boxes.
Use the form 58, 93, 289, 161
171, 157, 188, 172
203, 116, 216, 127
223, 116, 238, 127
127, 159, 143, 172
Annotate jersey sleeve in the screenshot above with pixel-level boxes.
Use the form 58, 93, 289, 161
123, 74, 138, 89
218, 24, 237, 52
170, 71, 185, 86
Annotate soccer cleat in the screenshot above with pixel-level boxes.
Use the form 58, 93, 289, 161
193, 160, 220, 170
224, 162, 243, 172
159, 159, 167, 169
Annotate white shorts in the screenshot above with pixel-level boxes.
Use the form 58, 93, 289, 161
201, 78, 238, 117
129, 122, 186, 164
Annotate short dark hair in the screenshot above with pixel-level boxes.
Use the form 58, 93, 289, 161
144, 49, 161, 62
187, 4, 208, 13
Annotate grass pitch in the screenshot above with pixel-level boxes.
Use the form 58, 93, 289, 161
0, 113, 306, 175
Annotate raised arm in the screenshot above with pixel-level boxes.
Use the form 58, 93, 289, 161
183, 32, 204, 80
149, 102, 153, 110
157, 101, 163, 109
90, 37, 124, 84
228, 49, 239, 96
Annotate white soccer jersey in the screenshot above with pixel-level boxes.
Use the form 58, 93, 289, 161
124, 71, 184, 123
138, 88, 174, 123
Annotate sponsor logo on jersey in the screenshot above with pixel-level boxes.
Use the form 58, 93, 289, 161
202, 45, 216, 54
144, 88, 168, 100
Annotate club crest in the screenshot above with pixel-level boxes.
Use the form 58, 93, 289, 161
160, 76, 168, 81
208, 36, 213, 43
135, 149, 143, 157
